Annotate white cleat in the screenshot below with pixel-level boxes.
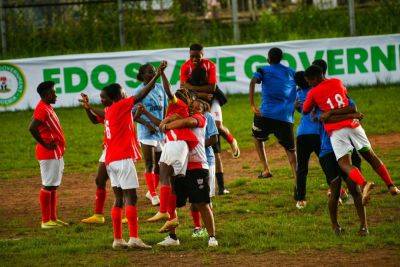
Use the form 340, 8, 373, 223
151, 195, 160, 206
127, 237, 152, 249
295, 200, 306, 209
157, 236, 180, 246
145, 191, 152, 201
208, 236, 219, 247
112, 239, 128, 250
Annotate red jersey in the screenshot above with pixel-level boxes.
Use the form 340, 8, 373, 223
104, 97, 141, 164
303, 78, 360, 135
33, 100, 65, 160
187, 113, 208, 170
180, 59, 216, 85
165, 96, 198, 150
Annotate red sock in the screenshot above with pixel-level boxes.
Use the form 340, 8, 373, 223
50, 190, 57, 221
39, 189, 51, 223
145, 173, 157, 197
159, 185, 171, 213
226, 133, 234, 144
154, 174, 160, 189
349, 167, 367, 186
111, 207, 122, 239
125, 205, 138, 238
94, 188, 106, 214
376, 164, 394, 186
191, 210, 201, 228
167, 193, 177, 220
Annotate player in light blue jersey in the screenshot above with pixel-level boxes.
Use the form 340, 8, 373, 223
133, 63, 168, 206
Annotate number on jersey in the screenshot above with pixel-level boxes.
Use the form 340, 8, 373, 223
326, 94, 345, 109
105, 120, 111, 139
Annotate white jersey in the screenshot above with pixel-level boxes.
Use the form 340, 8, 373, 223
187, 113, 209, 170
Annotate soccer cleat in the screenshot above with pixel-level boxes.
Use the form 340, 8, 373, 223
358, 227, 369, 236
192, 227, 208, 238
230, 139, 240, 159
81, 214, 105, 224
145, 191, 152, 201
345, 194, 354, 205
159, 217, 179, 233
361, 182, 375, 205
122, 217, 128, 224
295, 200, 306, 209
53, 219, 69, 226
112, 239, 128, 250
388, 185, 400, 196
41, 220, 61, 229
208, 237, 219, 247
147, 211, 169, 222
333, 226, 345, 236
218, 188, 230, 195
157, 236, 180, 246
151, 195, 160, 206
127, 237, 152, 249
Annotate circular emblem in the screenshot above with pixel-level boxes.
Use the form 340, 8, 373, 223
0, 63, 26, 107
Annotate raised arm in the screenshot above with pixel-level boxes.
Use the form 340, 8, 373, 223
249, 77, 261, 116
161, 67, 174, 100
134, 65, 163, 102
79, 93, 103, 124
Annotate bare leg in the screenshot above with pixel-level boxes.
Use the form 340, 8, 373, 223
195, 203, 215, 237
328, 178, 341, 233
253, 138, 272, 177
344, 177, 367, 231
285, 149, 297, 181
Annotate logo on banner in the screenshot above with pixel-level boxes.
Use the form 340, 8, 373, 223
0, 63, 26, 106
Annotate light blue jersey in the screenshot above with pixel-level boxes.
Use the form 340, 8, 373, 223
205, 112, 218, 166
134, 83, 168, 142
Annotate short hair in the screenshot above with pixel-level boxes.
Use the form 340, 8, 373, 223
312, 59, 327, 75
194, 99, 210, 112
137, 63, 152, 82
304, 65, 323, 80
37, 81, 55, 98
294, 71, 309, 90
268, 47, 283, 64
190, 43, 203, 51
102, 83, 122, 101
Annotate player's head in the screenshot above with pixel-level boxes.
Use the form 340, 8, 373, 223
304, 65, 324, 87
37, 81, 57, 104
267, 47, 283, 64
176, 88, 195, 105
312, 59, 327, 76
190, 99, 208, 115
137, 63, 156, 84
189, 43, 204, 65
99, 90, 113, 107
294, 71, 309, 90
102, 83, 123, 102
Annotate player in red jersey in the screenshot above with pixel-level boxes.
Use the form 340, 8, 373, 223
102, 65, 163, 249
29, 81, 68, 229
157, 99, 218, 247
303, 65, 399, 205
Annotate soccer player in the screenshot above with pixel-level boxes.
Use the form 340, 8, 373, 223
249, 47, 297, 184
192, 104, 218, 238
303, 65, 400, 205
133, 63, 168, 206
102, 64, 163, 249
181, 43, 239, 194
157, 99, 218, 247
29, 81, 68, 229
293, 71, 321, 209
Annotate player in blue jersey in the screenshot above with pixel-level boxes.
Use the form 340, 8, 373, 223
249, 47, 297, 186
293, 71, 321, 209
133, 63, 168, 206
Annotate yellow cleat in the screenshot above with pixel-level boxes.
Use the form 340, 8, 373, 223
147, 212, 169, 222
41, 220, 61, 229
81, 214, 105, 224
53, 219, 69, 226
159, 217, 179, 233
361, 182, 375, 206
122, 217, 128, 224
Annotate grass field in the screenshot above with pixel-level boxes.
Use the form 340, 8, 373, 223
0, 86, 400, 266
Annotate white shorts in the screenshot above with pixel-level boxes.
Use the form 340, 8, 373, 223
99, 149, 106, 163
106, 159, 139, 189
39, 157, 64, 187
208, 164, 216, 197
330, 126, 371, 160
140, 139, 164, 153
210, 99, 223, 122
159, 141, 189, 176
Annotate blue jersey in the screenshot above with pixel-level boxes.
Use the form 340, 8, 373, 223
296, 87, 320, 136
253, 63, 296, 123
134, 83, 168, 142
319, 98, 356, 158
205, 112, 218, 166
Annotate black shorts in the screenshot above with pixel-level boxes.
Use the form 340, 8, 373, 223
173, 169, 210, 208
319, 152, 345, 185
252, 115, 295, 150
212, 134, 221, 153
